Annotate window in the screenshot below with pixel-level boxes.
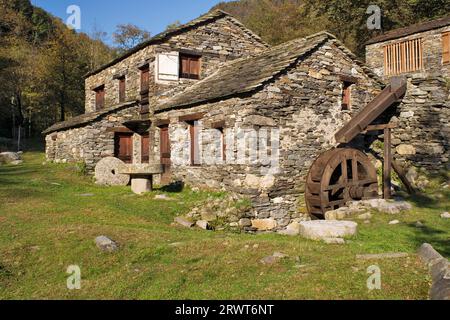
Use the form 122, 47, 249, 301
384, 38, 423, 76
442, 32, 450, 64
342, 82, 352, 111
180, 54, 201, 80
118, 76, 126, 103
114, 132, 133, 164
156, 52, 179, 81
140, 65, 149, 93
140, 65, 150, 114
218, 128, 226, 162
94, 85, 105, 110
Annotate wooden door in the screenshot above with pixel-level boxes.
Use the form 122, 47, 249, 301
159, 126, 171, 184
141, 134, 150, 164
114, 133, 133, 164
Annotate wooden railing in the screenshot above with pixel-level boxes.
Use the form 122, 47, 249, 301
384, 38, 423, 76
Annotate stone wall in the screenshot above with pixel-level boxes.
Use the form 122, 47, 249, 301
45, 104, 144, 172
390, 75, 450, 172
366, 25, 450, 79
85, 15, 267, 113
152, 39, 382, 230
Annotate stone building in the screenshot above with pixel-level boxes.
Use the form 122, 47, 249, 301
149, 32, 384, 228
44, 10, 267, 171
43, 12, 450, 230
366, 15, 450, 172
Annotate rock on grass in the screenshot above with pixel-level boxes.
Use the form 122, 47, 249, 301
95, 236, 119, 253
299, 221, 357, 241
175, 217, 195, 228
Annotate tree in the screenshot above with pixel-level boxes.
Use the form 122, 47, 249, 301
112, 23, 151, 53
79, 26, 115, 71
42, 25, 87, 122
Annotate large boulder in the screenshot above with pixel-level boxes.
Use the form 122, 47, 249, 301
299, 221, 358, 241
0, 152, 22, 165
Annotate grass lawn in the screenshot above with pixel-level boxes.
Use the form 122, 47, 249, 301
0, 152, 448, 300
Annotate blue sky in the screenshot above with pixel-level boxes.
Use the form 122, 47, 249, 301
32, 0, 232, 45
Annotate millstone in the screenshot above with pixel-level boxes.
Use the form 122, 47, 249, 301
95, 157, 130, 186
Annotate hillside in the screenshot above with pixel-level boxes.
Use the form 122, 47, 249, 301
0, 0, 114, 138
213, 0, 450, 57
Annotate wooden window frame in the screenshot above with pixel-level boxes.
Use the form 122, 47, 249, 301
442, 32, 450, 65
141, 133, 150, 164
342, 81, 352, 111
140, 65, 150, 94
187, 121, 201, 167
179, 53, 201, 80
118, 76, 126, 103
94, 85, 105, 110
114, 132, 133, 164
140, 64, 150, 114
218, 127, 226, 162
384, 38, 423, 76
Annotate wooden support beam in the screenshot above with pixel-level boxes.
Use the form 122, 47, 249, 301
364, 123, 397, 132
106, 127, 134, 133
179, 112, 205, 122
383, 128, 392, 199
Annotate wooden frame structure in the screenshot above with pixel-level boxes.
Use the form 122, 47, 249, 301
335, 77, 409, 200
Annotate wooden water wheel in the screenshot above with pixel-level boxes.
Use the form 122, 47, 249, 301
305, 148, 379, 218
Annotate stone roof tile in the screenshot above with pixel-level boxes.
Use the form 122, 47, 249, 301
85, 10, 267, 78
367, 15, 450, 45
156, 32, 383, 112
42, 100, 138, 135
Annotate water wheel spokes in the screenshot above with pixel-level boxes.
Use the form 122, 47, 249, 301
306, 148, 378, 218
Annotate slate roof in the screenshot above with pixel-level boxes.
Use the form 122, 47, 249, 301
367, 15, 450, 45
42, 100, 138, 134
156, 32, 383, 112
85, 10, 267, 78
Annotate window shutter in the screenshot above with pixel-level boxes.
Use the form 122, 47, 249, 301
443, 32, 450, 64
157, 52, 179, 81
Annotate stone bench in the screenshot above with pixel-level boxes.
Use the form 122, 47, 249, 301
119, 164, 164, 195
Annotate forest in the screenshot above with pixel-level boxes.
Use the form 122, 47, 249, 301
0, 0, 449, 144
214, 0, 449, 55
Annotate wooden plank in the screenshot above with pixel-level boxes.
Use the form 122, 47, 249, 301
107, 127, 134, 133
383, 128, 392, 199
419, 39, 423, 70
155, 119, 170, 127
384, 46, 388, 76
443, 32, 450, 64
179, 112, 205, 122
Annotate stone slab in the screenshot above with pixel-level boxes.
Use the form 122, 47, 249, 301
299, 221, 358, 241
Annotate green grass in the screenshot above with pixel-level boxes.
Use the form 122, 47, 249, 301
0, 152, 448, 300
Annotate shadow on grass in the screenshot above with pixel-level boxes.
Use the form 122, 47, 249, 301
405, 222, 450, 258
404, 192, 438, 209
158, 181, 185, 193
